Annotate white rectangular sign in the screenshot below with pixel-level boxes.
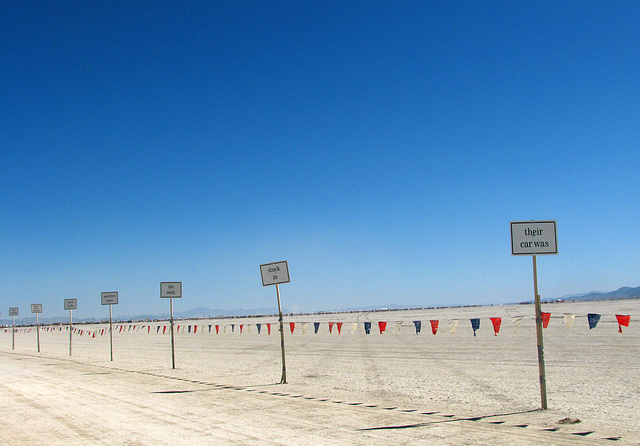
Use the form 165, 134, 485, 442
31, 304, 43, 314
161, 282, 182, 298
260, 261, 290, 286
9, 307, 19, 316
101, 291, 119, 305
64, 299, 77, 310
511, 221, 558, 255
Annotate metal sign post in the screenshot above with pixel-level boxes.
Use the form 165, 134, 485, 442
161, 282, 182, 369
64, 299, 77, 356
9, 307, 18, 350
101, 292, 119, 361
511, 220, 557, 410
31, 304, 43, 353
260, 261, 290, 384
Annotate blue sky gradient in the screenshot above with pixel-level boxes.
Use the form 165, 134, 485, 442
2, 1, 639, 318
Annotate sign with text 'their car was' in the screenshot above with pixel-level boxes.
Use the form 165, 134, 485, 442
161, 282, 182, 298
64, 299, 78, 310
511, 220, 558, 255
260, 261, 290, 286
101, 292, 119, 305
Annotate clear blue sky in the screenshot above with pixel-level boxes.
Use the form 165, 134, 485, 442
2, 1, 639, 319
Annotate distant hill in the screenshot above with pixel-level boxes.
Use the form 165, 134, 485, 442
552, 286, 640, 302
5, 287, 639, 326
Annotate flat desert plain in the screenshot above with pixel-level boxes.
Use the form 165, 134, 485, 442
1, 299, 638, 445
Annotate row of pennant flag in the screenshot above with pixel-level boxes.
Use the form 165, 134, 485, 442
4, 313, 632, 338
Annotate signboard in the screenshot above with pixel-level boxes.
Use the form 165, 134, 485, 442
161, 282, 182, 298
64, 299, 78, 310
9, 307, 19, 316
101, 291, 119, 305
260, 261, 290, 286
511, 221, 558, 255
31, 304, 43, 313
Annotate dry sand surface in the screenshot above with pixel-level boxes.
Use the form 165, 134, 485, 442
1, 299, 638, 445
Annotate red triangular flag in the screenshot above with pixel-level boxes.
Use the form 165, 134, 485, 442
430, 320, 439, 335
616, 314, 631, 333
378, 321, 387, 334
328, 322, 335, 334
337, 322, 343, 335
490, 317, 502, 336
267, 323, 271, 335
215, 325, 219, 334
240, 324, 244, 334
289, 322, 295, 334
541, 312, 551, 328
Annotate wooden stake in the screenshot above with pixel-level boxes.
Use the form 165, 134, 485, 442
533, 255, 548, 409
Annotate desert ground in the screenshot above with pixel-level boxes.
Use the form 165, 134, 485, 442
1, 299, 638, 445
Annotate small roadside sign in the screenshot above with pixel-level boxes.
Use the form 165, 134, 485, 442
31, 304, 43, 313
64, 299, 78, 310
260, 261, 290, 286
511, 221, 558, 255
9, 307, 19, 316
161, 282, 182, 298
101, 292, 118, 305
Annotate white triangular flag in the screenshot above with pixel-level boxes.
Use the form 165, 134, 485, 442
564, 313, 575, 330
512, 316, 524, 332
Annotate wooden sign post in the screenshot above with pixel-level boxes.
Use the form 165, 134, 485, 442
9, 307, 18, 350
31, 304, 43, 353
64, 299, 77, 356
161, 282, 182, 369
511, 220, 558, 410
101, 292, 119, 361
260, 261, 290, 384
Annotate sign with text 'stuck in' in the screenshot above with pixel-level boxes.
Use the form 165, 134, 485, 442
64, 299, 77, 310
511, 221, 558, 255
260, 261, 290, 286
161, 282, 182, 298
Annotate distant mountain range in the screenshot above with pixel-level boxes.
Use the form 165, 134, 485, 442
552, 286, 640, 302
4, 287, 639, 326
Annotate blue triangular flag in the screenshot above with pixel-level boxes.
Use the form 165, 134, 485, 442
314, 322, 320, 334
413, 320, 422, 334
364, 321, 372, 335
588, 313, 601, 330
470, 318, 480, 337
